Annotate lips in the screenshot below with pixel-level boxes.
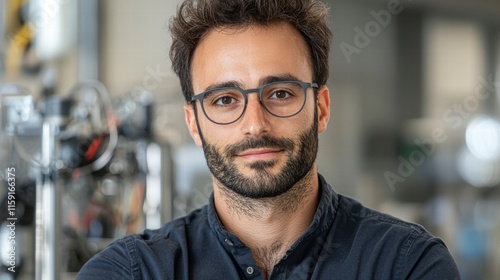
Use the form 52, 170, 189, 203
225, 135, 295, 159
236, 148, 283, 160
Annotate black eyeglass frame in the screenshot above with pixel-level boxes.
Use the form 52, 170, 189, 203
189, 81, 319, 125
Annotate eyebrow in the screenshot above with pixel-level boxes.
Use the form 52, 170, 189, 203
203, 73, 302, 92
259, 74, 301, 85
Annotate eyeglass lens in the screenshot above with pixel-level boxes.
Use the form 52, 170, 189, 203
201, 81, 307, 124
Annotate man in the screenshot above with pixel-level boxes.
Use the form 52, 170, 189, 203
78, 0, 461, 279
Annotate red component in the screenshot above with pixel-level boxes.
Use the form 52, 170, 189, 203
84, 135, 104, 161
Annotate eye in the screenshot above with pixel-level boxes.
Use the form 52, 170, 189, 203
214, 96, 237, 105
204, 89, 242, 107
270, 90, 292, 100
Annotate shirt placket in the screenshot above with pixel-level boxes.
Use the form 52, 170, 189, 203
221, 237, 263, 280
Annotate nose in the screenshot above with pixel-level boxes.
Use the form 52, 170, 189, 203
240, 92, 270, 137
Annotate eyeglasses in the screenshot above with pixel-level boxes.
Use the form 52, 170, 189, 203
190, 81, 318, 125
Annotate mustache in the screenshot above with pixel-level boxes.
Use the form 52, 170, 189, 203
226, 135, 295, 156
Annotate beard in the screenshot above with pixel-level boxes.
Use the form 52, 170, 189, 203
198, 111, 319, 199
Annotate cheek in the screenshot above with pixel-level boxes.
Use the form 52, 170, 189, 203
199, 121, 233, 147
295, 102, 316, 127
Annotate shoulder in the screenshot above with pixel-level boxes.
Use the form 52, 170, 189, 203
144, 206, 209, 240
332, 194, 460, 279
131, 205, 210, 253
77, 206, 209, 280
335, 193, 431, 236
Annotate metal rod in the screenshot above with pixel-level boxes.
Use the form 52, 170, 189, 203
35, 121, 61, 280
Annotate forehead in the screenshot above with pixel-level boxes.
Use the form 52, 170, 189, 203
191, 23, 313, 92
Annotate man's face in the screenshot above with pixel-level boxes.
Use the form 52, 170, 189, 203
185, 23, 330, 198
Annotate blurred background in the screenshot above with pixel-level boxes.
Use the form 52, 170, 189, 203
0, 0, 499, 279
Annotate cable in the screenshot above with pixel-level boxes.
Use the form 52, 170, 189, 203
67, 80, 118, 174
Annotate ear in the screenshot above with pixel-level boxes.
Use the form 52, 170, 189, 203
184, 103, 203, 147
317, 85, 331, 133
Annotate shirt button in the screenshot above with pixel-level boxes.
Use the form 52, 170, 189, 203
246, 266, 254, 275
224, 238, 234, 246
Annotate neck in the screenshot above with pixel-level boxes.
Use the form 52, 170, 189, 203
213, 166, 320, 278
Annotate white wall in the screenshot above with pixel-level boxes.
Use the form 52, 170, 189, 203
100, 0, 182, 99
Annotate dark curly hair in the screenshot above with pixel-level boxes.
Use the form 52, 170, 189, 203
169, 0, 332, 102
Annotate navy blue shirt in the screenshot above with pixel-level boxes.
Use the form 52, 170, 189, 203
77, 174, 460, 279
